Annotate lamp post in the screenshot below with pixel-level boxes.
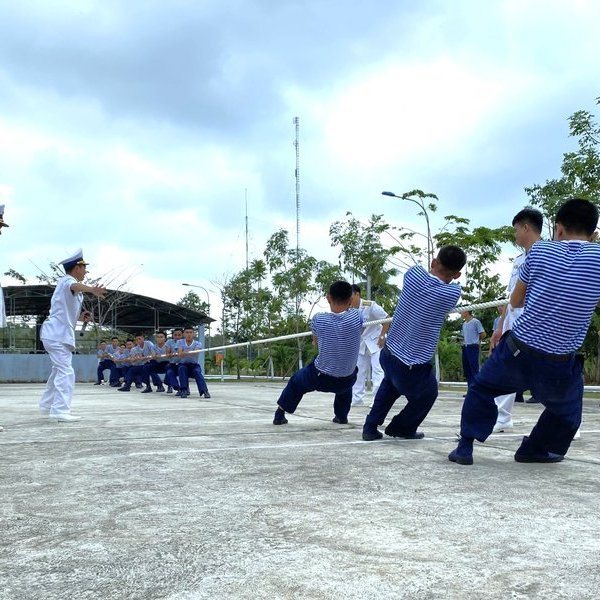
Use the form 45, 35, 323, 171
181, 283, 211, 352
382, 190, 433, 270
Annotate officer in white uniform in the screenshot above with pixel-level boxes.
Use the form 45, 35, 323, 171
39, 249, 105, 422
0, 204, 8, 432
350, 284, 390, 407
490, 207, 542, 432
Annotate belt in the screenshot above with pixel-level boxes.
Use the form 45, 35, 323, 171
462, 344, 479, 347
505, 333, 574, 363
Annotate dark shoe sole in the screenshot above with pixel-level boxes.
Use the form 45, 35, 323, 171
273, 418, 288, 425
362, 430, 383, 441
332, 417, 348, 424
448, 450, 474, 465
385, 431, 425, 439
514, 453, 564, 463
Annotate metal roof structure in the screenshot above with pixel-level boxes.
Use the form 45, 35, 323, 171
2, 285, 213, 334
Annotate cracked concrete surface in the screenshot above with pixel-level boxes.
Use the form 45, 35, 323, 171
1, 382, 599, 599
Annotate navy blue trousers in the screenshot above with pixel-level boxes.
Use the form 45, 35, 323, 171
461, 344, 480, 386
460, 334, 583, 456
277, 362, 358, 420
97, 359, 117, 384
124, 365, 148, 386
363, 347, 437, 434
178, 363, 209, 394
144, 361, 172, 387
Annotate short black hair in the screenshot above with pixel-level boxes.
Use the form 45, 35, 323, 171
555, 197, 599, 236
173, 328, 183, 334
156, 330, 166, 337
111, 336, 119, 341
183, 326, 195, 332
126, 338, 134, 343
437, 245, 467, 272
512, 207, 543, 233
328, 280, 353, 303
351, 284, 361, 294
135, 333, 144, 338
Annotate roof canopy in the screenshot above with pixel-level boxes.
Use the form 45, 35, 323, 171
2, 285, 213, 334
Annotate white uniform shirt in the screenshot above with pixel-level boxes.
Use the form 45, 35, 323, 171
358, 300, 388, 354
40, 275, 83, 349
502, 252, 525, 334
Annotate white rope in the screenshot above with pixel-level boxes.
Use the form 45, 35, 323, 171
202, 298, 508, 354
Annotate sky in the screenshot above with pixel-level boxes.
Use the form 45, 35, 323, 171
1, 0, 599, 323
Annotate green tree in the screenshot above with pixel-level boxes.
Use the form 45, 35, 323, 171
177, 290, 209, 315
525, 96, 600, 236
329, 213, 401, 313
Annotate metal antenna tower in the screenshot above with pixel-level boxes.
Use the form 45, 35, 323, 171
293, 117, 300, 258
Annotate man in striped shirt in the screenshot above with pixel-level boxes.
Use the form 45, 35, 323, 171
362, 246, 466, 441
450, 198, 600, 465
273, 280, 363, 426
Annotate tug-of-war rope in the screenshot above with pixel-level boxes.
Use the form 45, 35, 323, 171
202, 298, 507, 355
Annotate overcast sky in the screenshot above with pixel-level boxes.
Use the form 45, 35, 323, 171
1, 0, 599, 320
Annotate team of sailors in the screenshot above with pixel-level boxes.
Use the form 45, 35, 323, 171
95, 326, 210, 399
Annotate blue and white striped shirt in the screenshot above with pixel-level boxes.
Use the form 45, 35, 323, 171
312, 309, 363, 377
387, 265, 461, 365
512, 240, 600, 354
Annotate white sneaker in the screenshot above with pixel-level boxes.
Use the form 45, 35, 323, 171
0, 425, 4, 432
49, 413, 83, 422
493, 422, 513, 433
573, 428, 581, 440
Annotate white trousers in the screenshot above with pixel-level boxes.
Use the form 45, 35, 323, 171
494, 393, 515, 427
352, 348, 383, 403
40, 339, 75, 416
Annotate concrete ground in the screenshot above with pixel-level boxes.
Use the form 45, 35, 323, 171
1, 381, 599, 600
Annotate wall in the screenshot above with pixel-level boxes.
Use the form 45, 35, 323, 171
0, 355, 97, 383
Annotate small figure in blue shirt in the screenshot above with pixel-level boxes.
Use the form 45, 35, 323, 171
175, 326, 210, 399
450, 198, 600, 465
273, 280, 363, 426
143, 330, 170, 392
460, 310, 486, 388
165, 328, 183, 393
95, 341, 111, 385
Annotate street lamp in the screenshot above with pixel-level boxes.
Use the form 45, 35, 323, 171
382, 190, 433, 270
181, 283, 211, 352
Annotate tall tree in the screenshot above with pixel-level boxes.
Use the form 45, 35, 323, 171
525, 97, 600, 236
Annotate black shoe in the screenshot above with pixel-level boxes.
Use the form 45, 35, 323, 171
156, 385, 165, 393
448, 448, 474, 465
362, 429, 383, 441
109, 382, 120, 387
332, 416, 348, 424
94, 381, 102, 386
166, 386, 173, 394
273, 408, 288, 425
180, 390, 190, 398
203, 392, 211, 399
515, 451, 564, 463
118, 386, 131, 392
385, 430, 425, 439
141, 386, 152, 394
135, 383, 143, 389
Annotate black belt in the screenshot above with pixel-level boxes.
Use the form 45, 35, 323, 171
505, 333, 574, 363
463, 344, 479, 347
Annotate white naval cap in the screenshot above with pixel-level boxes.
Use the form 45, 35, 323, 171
59, 248, 88, 272
0, 204, 8, 231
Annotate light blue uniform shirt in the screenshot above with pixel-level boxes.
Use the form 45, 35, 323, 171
175, 339, 203, 364
462, 318, 484, 345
